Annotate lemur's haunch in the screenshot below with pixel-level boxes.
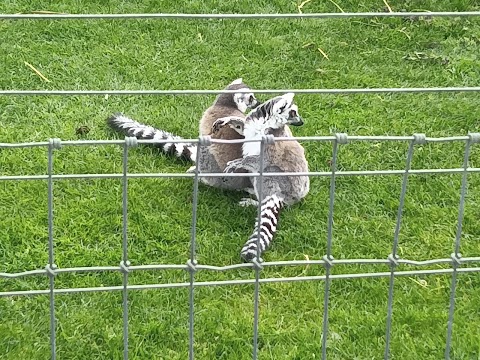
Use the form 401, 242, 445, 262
107, 78, 259, 191
212, 93, 309, 261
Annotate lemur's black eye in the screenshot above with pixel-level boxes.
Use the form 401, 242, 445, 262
289, 109, 297, 117
249, 95, 254, 103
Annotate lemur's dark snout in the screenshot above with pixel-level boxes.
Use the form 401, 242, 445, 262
290, 117, 304, 126
251, 99, 261, 109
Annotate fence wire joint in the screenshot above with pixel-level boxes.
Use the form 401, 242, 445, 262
120, 260, 131, 273
323, 254, 334, 268
413, 133, 427, 145
124, 136, 138, 148
335, 133, 348, 144
186, 259, 198, 273
468, 132, 480, 143
262, 134, 275, 145
388, 253, 400, 267
251, 257, 264, 270
45, 264, 58, 277
450, 253, 462, 266
49, 138, 62, 149
198, 135, 212, 146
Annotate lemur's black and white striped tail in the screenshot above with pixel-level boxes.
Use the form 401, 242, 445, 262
241, 194, 284, 262
107, 113, 197, 162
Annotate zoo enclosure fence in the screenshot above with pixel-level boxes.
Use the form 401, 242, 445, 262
1, 9, 480, 360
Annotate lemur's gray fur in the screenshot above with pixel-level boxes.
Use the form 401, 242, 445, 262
107, 78, 259, 191
212, 93, 309, 261
191, 78, 259, 190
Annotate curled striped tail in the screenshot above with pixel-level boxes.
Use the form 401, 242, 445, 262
241, 194, 284, 262
107, 113, 197, 162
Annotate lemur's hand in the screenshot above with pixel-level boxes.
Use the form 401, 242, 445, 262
212, 117, 231, 134
186, 166, 196, 173
224, 158, 244, 173
212, 116, 245, 135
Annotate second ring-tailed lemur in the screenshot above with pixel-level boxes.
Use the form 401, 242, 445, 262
212, 93, 309, 261
107, 78, 260, 191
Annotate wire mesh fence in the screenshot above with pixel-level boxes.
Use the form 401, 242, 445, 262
1, 8, 480, 360
1, 134, 479, 360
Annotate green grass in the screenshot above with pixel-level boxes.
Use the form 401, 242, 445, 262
1, 0, 480, 359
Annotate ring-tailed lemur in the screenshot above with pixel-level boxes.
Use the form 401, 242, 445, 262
107, 78, 260, 191
212, 93, 309, 261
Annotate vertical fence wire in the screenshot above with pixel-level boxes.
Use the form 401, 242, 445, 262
384, 135, 421, 359
252, 137, 267, 360
47, 139, 58, 360
188, 139, 203, 360
121, 137, 135, 360
444, 135, 474, 359
321, 134, 343, 359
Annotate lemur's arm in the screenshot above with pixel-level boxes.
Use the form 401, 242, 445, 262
212, 116, 245, 135
224, 155, 260, 173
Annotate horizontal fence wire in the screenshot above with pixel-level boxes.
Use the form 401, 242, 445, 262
2, 267, 480, 298
0, 134, 476, 147
2, 257, 480, 279
1, 136, 479, 183
1, 11, 480, 19
1, 87, 480, 96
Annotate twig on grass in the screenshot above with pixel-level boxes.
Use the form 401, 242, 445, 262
318, 48, 330, 60
383, 0, 393, 13
327, 0, 345, 13
297, 0, 312, 14
24, 62, 50, 82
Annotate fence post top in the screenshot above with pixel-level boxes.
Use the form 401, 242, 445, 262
412, 133, 427, 145
124, 136, 138, 148
468, 132, 480, 143
49, 138, 62, 149
262, 134, 275, 145
198, 135, 212, 146
335, 133, 348, 144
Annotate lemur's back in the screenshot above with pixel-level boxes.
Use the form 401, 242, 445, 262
260, 127, 310, 206
200, 105, 245, 170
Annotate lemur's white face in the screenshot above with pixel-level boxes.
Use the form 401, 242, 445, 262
270, 93, 302, 128
233, 91, 259, 113
230, 78, 260, 113
247, 93, 303, 132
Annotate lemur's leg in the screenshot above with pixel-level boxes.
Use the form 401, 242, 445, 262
238, 198, 259, 207
223, 158, 244, 173
224, 155, 260, 173
243, 187, 257, 196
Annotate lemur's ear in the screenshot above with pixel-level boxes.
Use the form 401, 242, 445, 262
230, 78, 243, 85
282, 92, 295, 104
271, 93, 295, 113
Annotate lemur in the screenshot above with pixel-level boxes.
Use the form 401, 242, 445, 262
107, 78, 260, 191
211, 93, 309, 261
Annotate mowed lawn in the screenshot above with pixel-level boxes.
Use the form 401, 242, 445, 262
1, 0, 480, 359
